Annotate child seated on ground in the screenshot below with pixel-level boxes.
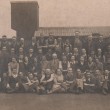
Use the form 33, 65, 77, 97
94, 69, 102, 93
76, 69, 85, 94
25, 73, 39, 93
84, 70, 95, 93
6, 69, 19, 93
40, 69, 54, 94
101, 70, 110, 95
2, 73, 9, 92
18, 72, 28, 92
51, 69, 67, 93
65, 68, 76, 93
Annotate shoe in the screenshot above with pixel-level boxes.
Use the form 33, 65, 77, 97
47, 90, 52, 94
102, 89, 107, 95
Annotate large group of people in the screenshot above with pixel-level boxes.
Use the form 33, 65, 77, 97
0, 31, 110, 95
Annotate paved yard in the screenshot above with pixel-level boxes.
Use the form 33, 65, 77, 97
0, 93, 110, 110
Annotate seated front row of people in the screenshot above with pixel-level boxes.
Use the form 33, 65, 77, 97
1, 68, 110, 95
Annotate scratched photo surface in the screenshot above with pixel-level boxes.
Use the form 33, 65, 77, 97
0, 0, 110, 110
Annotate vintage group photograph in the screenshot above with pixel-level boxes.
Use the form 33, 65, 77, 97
0, 0, 110, 110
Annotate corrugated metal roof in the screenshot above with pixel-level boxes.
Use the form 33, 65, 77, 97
34, 27, 110, 37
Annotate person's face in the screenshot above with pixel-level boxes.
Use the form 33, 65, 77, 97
12, 37, 16, 42
80, 57, 84, 62
32, 37, 36, 42
68, 68, 73, 74
96, 59, 99, 63
48, 49, 52, 53
55, 46, 60, 51
91, 51, 95, 56
19, 72, 24, 77
52, 54, 57, 59
42, 56, 46, 61
87, 73, 91, 78
75, 36, 79, 40
19, 48, 23, 53
25, 57, 28, 62
34, 58, 37, 62
29, 49, 33, 54
108, 46, 110, 51
12, 58, 16, 62
105, 70, 109, 75
74, 48, 78, 53
28, 74, 33, 79
77, 69, 81, 74
38, 49, 42, 54
88, 36, 92, 41
99, 36, 103, 41
11, 48, 15, 53
89, 57, 92, 62
45, 69, 51, 76
71, 56, 75, 61
57, 69, 62, 75
98, 49, 102, 54
75, 31, 80, 37
82, 49, 86, 54
2, 47, 7, 52
95, 70, 100, 75
2, 36, 7, 41
58, 38, 62, 42
49, 36, 53, 41
20, 38, 24, 43
66, 39, 69, 44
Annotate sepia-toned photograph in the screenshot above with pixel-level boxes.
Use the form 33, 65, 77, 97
0, 0, 110, 110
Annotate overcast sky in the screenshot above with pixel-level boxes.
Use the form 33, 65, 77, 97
0, 0, 110, 37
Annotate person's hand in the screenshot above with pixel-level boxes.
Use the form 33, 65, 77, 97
16, 83, 19, 87
6, 84, 10, 88
28, 82, 33, 86
32, 67, 35, 71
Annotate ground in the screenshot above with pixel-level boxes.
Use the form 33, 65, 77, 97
0, 93, 110, 110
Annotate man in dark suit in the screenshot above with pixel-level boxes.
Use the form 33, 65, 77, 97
10, 36, 19, 54
84, 71, 95, 93
69, 56, 77, 76
6, 69, 19, 93
104, 45, 110, 70
1, 47, 10, 75
74, 31, 82, 52
77, 56, 88, 73
27, 48, 35, 72
28, 37, 37, 55
85, 35, 95, 56
95, 35, 105, 54
95, 58, 103, 73
0, 35, 10, 52
18, 38, 28, 55
63, 46, 72, 61
50, 53, 59, 73
102, 70, 110, 95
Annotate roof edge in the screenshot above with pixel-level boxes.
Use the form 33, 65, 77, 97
38, 26, 110, 29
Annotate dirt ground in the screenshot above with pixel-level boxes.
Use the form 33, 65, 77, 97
0, 93, 110, 110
